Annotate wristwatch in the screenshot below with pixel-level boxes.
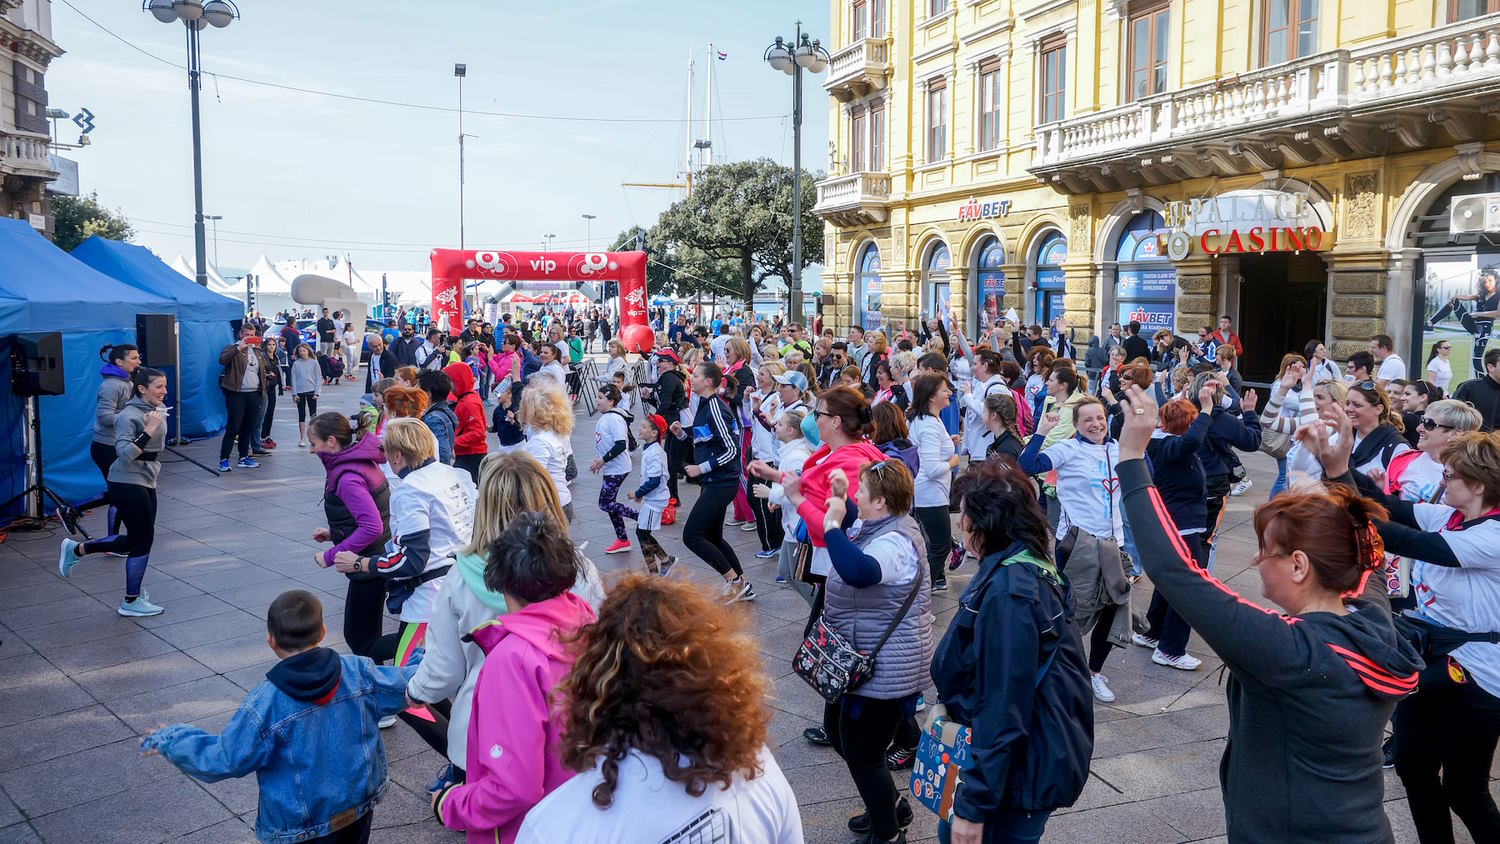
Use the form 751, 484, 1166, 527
357, 557, 367, 574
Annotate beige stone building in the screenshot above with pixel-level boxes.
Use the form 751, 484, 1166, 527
815, 0, 1500, 381
0, 0, 60, 236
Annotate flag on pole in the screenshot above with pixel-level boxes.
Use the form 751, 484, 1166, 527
716, 50, 728, 61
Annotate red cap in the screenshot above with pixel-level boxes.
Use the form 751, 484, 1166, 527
655, 348, 681, 364
647, 414, 669, 440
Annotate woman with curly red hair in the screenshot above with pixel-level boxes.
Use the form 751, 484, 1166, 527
516, 574, 801, 842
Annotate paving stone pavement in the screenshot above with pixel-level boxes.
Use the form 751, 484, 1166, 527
0, 372, 1494, 843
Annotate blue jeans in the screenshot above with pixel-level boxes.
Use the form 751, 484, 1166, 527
1269, 456, 1289, 499
938, 809, 1052, 843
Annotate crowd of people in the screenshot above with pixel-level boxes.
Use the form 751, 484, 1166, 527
47, 298, 1500, 844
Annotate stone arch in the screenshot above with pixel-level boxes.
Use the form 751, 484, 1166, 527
955, 221, 1009, 265
1093, 195, 1169, 265
1386, 152, 1500, 251
843, 229, 882, 270
1015, 214, 1069, 263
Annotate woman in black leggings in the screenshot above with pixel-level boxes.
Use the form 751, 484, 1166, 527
78, 343, 140, 537
671, 361, 755, 603
59, 368, 169, 617
307, 411, 389, 658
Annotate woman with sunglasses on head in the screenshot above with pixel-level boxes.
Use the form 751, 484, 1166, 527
931, 459, 1093, 844
1113, 385, 1421, 843
1311, 409, 1500, 844
1019, 394, 1131, 703
1345, 379, 1412, 476
1426, 340, 1455, 393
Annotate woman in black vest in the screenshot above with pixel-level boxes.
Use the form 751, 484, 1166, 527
1345, 379, 1412, 476
308, 410, 391, 658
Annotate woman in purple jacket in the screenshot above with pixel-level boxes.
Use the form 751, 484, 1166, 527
308, 411, 391, 657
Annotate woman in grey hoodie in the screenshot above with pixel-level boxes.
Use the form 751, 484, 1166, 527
58, 367, 171, 617
77, 343, 140, 538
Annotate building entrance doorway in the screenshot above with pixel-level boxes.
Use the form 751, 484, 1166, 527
1236, 252, 1327, 383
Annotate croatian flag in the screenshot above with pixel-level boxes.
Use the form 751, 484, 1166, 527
716, 50, 728, 61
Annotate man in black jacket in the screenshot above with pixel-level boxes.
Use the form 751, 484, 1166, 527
389, 324, 422, 367
1453, 347, 1500, 431
1120, 320, 1152, 365
654, 349, 689, 504
364, 334, 397, 393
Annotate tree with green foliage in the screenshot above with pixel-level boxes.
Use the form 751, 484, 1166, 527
50, 192, 134, 253
609, 225, 740, 302
650, 158, 822, 308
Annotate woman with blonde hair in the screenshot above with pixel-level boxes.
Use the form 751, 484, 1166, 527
517, 574, 802, 842
518, 377, 576, 521
406, 451, 603, 795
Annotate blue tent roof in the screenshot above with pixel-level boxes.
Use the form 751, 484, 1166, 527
0, 218, 174, 333
71, 236, 242, 322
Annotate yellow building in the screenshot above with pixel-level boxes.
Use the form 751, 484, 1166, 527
815, 1, 1500, 383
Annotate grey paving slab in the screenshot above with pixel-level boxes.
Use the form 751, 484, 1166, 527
0, 823, 40, 844
0, 704, 133, 771
27, 777, 233, 844
0, 736, 176, 818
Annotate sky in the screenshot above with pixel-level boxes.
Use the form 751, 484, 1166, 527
43, 0, 832, 287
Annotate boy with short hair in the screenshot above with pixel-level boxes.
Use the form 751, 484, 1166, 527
142, 590, 418, 844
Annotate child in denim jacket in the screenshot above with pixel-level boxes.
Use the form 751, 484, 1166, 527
142, 590, 419, 844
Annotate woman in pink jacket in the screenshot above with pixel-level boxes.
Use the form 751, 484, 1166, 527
430, 511, 596, 844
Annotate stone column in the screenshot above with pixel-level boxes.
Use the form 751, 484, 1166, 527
882, 269, 921, 335
1172, 255, 1217, 337
947, 266, 970, 335
1326, 248, 1391, 362
1061, 261, 1097, 338
1001, 263, 1026, 322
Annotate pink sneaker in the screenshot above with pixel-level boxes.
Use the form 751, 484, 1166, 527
604, 539, 631, 554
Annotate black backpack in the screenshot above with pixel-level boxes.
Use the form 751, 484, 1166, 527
607, 408, 637, 452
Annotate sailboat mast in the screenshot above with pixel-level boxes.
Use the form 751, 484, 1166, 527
705, 43, 713, 167
684, 53, 694, 188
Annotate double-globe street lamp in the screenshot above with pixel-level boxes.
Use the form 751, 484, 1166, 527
143, 0, 239, 287
764, 24, 828, 327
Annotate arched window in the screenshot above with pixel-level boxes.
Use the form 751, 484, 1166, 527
1031, 231, 1067, 326
856, 242, 883, 330
1114, 210, 1175, 335
922, 242, 951, 320
971, 236, 1006, 332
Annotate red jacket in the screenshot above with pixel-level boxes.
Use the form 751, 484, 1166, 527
444, 362, 488, 457
794, 439, 888, 548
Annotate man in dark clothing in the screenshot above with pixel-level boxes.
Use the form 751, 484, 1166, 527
315, 308, 337, 358
389, 324, 422, 367
459, 319, 482, 346
1453, 347, 1500, 431
1121, 320, 1152, 365
279, 321, 302, 358
365, 334, 397, 393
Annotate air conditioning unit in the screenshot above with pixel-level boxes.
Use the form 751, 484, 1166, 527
1450, 192, 1500, 234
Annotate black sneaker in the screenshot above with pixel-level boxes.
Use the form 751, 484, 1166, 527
848, 797, 913, 834
932, 578, 949, 592
1382, 736, 1396, 769
57, 505, 81, 536
885, 746, 915, 771
803, 726, 831, 747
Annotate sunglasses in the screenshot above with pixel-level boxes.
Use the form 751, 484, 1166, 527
1421, 417, 1456, 431
1351, 380, 1378, 391
813, 409, 838, 419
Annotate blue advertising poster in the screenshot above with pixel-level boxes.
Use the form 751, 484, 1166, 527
1117, 267, 1176, 300
1118, 301, 1175, 332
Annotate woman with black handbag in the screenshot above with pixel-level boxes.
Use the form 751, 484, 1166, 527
931, 459, 1093, 844
786, 460, 931, 844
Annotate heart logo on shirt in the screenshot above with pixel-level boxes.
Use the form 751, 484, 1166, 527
1101, 477, 1120, 494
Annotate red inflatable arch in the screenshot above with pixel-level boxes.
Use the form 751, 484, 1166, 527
429, 249, 654, 354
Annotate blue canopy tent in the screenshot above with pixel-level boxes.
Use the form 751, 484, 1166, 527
72, 236, 240, 440
0, 219, 177, 519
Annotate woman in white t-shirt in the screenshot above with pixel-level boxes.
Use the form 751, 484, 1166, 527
341, 325, 360, 379
590, 384, 635, 556
1322, 416, 1500, 844
517, 575, 804, 844
907, 371, 959, 587
518, 378, 575, 522
1426, 339, 1455, 393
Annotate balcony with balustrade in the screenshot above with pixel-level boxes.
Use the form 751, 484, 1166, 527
0, 131, 56, 182
825, 37, 892, 103
1029, 13, 1500, 193
813, 172, 892, 227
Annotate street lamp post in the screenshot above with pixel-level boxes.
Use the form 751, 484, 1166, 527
582, 213, 596, 251
144, 0, 239, 288
544, 233, 556, 252
205, 214, 222, 266
765, 23, 828, 327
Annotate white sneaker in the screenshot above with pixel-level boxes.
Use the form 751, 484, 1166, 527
1131, 632, 1159, 649
725, 518, 746, 527
1230, 478, 1253, 496
739, 522, 758, 532
297, 440, 307, 448
378, 715, 398, 729
1152, 649, 1203, 670
1091, 673, 1116, 703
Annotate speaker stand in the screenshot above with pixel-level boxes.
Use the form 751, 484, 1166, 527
0, 395, 88, 537
164, 443, 223, 478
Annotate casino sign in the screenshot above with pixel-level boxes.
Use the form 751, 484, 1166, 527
1157, 189, 1333, 260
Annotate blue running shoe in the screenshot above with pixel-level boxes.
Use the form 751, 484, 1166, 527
426, 763, 458, 795
219, 459, 231, 473
237, 456, 260, 469
118, 595, 164, 617
755, 548, 778, 559
58, 538, 81, 578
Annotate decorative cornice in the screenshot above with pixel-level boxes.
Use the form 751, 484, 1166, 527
959, 16, 1015, 46
919, 7, 958, 30
912, 41, 957, 66
1022, 18, 1076, 48
964, 43, 1013, 71
1018, 0, 1076, 24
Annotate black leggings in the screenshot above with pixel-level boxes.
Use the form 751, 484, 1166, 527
1393, 658, 1500, 843
80, 482, 156, 596
1088, 603, 1120, 674
367, 619, 452, 756
912, 505, 952, 586
221, 389, 260, 460
747, 473, 783, 551
1143, 535, 1203, 657
665, 436, 685, 502
825, 696, 906, 840
259, 389, 277, 440
682, 481, 742, 577
295, 392, 318, 422
454, 453, 482, 485
342, 577, 387, 659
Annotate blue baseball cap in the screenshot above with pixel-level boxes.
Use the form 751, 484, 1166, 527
773, 370, 809, 392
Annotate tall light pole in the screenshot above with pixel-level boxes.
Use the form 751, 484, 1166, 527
205, 214, 222, 266
145, 0, 239, 287
544, 233, 557, 251
765, 23, 828, 326
581, 213, 596, 251
455, 63, 467, 251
